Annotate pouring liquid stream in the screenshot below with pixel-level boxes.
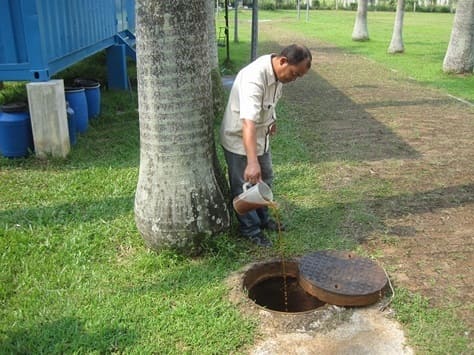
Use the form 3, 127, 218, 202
269, 203, 288, 312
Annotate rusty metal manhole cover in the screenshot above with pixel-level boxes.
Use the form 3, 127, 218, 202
298, 250, 388, 306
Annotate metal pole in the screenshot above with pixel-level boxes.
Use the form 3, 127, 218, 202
234, 0, 239, 42
250, 0, 258, 61
225, 0, 230, 62
306, 0, 309, 22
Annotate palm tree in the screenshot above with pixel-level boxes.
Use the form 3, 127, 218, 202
352, 0, 369, 41
207, 0, 225, 116
388, 0, 405, 53
207, 0, 219, 70
443, 0, 474, 73
207, 0, 231, 218
134, 0, 230, 254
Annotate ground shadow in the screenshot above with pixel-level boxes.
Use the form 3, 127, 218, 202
0, 316, 137, 353
258, 40, 459, 163
279, 182, 474, 246
0, 195, 134, 229
369, 183, 474, 219
0, 91, 140, 171
282, 69, 421, 163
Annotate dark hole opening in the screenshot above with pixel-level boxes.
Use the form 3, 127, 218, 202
243, 261, 325, 313
248, 276, 325, 313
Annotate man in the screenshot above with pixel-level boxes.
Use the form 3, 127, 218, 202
220, 44, 312, 247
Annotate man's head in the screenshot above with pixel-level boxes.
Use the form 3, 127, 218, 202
273, 44, 312, 83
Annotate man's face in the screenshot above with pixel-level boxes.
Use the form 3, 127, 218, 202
278, 58, 310, 83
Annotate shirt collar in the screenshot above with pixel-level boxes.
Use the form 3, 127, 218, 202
267, 54, 279, 85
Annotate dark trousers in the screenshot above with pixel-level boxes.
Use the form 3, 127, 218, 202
223, 148, 273, 237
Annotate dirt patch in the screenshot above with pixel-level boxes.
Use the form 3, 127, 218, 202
256, 21, 473, 349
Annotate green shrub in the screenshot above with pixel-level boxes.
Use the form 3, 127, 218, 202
370, 3, 396, 11
318, 0, 334, 10
261, 0, 276, 10
279, 1, 297, 10
410, 4, 453, 13
0, 82, 27, 106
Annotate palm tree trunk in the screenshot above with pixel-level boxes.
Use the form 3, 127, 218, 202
135, 0, 230, 254
352, 0, 370, 41
388, 0, 405, 53
207, 0, 224, 114
206, 0, 230, 207
207, 0, 219, 70
443, 0, 474, 73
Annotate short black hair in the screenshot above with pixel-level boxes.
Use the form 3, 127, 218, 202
280, 44, 312, 69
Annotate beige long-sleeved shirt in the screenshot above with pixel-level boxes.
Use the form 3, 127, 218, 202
220, 54, 282, 156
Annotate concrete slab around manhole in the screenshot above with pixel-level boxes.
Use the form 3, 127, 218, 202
226, 261, 413, 355
250, 307, 413, 355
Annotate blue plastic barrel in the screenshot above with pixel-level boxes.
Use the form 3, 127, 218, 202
74, 78, 101, 119
66, 102, 76, 146
0, 102, 34, 158
65, 87, 88, 133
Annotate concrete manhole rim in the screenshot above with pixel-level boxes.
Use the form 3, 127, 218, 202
226, 255, 393, 318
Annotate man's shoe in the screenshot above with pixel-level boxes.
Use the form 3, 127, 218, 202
262, 219, 286, 232
247, 232, 273, 247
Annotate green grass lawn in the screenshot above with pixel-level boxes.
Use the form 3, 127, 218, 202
0, 9, 470, 354
0, 91, 257, 353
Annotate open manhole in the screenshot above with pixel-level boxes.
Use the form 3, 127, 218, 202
243, 260, 326, 313
242, 251, 388, 313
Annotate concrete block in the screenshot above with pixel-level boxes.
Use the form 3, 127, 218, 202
26, 80, 70, 158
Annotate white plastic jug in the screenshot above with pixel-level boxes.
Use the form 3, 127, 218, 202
233, 182, 274, 215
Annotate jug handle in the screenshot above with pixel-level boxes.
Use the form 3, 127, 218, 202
242, 182, 252, 192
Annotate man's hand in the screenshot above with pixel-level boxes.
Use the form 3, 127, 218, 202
268, 122, 277, 136
244, 161, 261, 184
